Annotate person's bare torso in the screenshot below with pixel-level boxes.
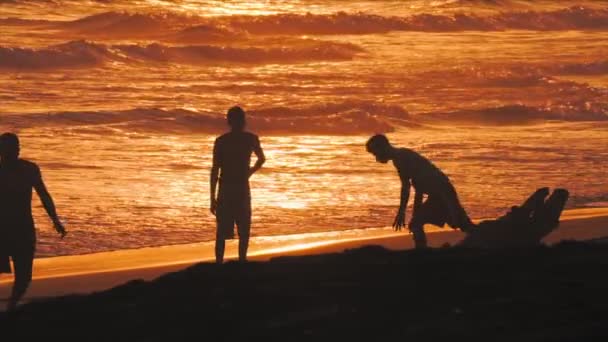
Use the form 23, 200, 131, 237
0, 159, 40, 242
213, 132, 260, 194
392, 148, 452, 196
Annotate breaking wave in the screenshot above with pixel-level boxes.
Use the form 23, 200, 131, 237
223, 6, 608, 33
58, 11, 204, 38
114, 40, 363, 64
1, 101, 406, 135
100, 7, 608, 36
168, 24, 246, 44
4, 101, 607, 134
551, 60, 608, 76
424, 103, 608, 125
0, 40, 115, 69
4, 6, 607, 39
0, 39, 363, 69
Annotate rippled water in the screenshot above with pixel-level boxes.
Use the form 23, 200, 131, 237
1, 0, 607, 256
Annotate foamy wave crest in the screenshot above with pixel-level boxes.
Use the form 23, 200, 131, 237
552, 60, 608, 75
8, 6, 606, 41
423, 66, 553, 88
247, 101, 409, 134
424, 103, 608, 125
2, 101, 407, 135
223, 6, 608, 34
0, 40, 114, 69
114, 41, 363, 64
168, 24, 246, 44
424, 61, 608, 89
59, 11, 204, 38
0, 17, 51, 26
0, 40, 362, 70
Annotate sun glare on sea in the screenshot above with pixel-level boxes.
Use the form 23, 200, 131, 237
148, 0, 291, 16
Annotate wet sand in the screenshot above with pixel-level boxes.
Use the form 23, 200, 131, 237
0, 208, 607, 313
0, 209, 607, 340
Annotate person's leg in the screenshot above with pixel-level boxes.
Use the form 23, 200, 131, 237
236, 202, 252, 263
237, 232, 249, 263
410, 195, 451, 249
408, 217, 428, 249
215, 203, 233, 265
215, 237, 225, 264
7, 249, 34, 311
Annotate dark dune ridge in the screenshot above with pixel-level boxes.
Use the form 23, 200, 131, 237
3, 241, 608, 341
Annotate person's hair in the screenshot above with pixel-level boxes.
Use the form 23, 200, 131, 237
366, 134, 391, 152
227, 106, 246, 130
0, 132, 19, 151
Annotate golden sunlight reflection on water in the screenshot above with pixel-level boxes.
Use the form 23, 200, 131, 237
1, 0, 607, 257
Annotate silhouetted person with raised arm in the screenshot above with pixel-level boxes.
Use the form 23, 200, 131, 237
0, 133, 66, 312
366, 134, 472, 249
210, 106, 265, 264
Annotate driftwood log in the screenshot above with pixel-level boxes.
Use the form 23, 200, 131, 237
460, 188, 569, 248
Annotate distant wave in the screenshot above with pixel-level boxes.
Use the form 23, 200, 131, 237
0, 17, 50, 25
423, 103, 608, 125
4, 101, 607, 134
0, 39, 362, 70
167, 24, 246, 44
113, 40, 363, 64
59, 11, 204, 38
4, 6, 607, 40
427, 60, 608, 89
0, 40, 114, 69
1, 101, 405, 135
223, 6, 608, 33
107, 7, 608, 35
551, 60, 608, 76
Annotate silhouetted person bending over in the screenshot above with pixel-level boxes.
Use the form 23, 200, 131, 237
0, 133, 66, 311
366, 134, 472, 249
210, 107, 265, 263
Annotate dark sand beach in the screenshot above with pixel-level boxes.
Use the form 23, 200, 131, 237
2, 212, 608, 341
3, 243, 608, 341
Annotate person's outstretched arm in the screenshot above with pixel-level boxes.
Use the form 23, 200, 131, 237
33, 167, 66, 238
393, 178, 410, 230
210, 140, 220, 216
249, 136, 266, 177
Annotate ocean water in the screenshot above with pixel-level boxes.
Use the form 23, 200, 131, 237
0, 0, 607, 257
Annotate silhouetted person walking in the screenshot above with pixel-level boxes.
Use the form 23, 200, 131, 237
210, 107, 265, 263
366, 134, 472, 249
0, 133, 66, 311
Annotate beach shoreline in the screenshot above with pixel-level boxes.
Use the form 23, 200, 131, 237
1, 207, 607, 311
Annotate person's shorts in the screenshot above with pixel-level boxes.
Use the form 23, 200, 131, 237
412, 194, 470, 230
216, 195, 251, 240
414, 195, 450, 227
0, 236, 35, 274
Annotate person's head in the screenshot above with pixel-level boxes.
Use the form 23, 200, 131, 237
227, 106, 246, 131
0, 132, 20, 161
366, 134, 393, 163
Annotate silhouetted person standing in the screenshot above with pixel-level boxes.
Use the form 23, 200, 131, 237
0, 133, 66, 311
210, 107, 265, 263
366, 134, 472, 249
